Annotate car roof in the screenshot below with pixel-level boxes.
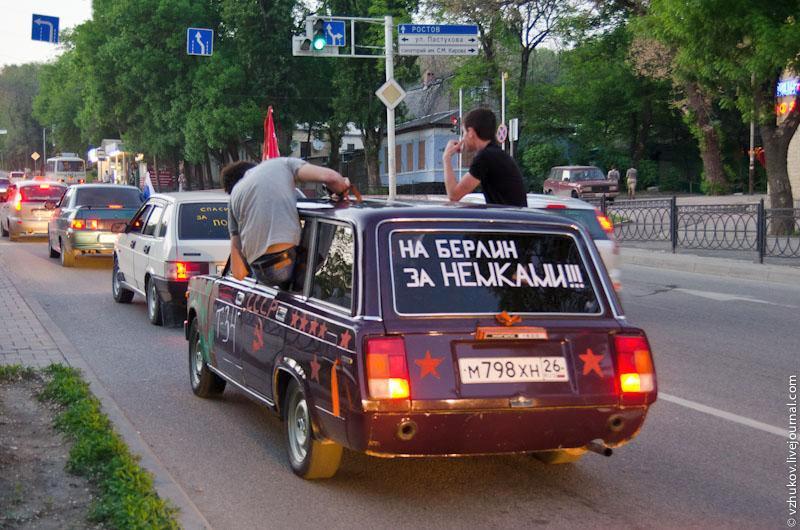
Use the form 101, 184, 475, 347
153, 191, 230, 203
70, 183, 139, 190
551, 166, 601, 170
461, 192, 596, 211
16, 180, 66, 188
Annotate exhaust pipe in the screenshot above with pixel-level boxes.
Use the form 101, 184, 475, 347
586, 439, 613, 457
396, 419, 417, 441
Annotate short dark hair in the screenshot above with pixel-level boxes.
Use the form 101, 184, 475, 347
221, 161, 256, 194
463, 108, 497, 142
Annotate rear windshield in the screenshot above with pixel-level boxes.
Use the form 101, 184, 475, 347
549, 209, 608, 240
75, 187, 141, 208
57, 161, 84, 172
390, 231, 600, 315
178, 203, 229, 240
20, 185, 67, 201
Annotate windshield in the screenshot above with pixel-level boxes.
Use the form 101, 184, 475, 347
0, 178, 9, 187
20, 185, 67, 201
56, 161, 85, 172
390, 231, 599, 315
75, 187, 142, 208
569, 168, 605, 181
178, 203, 230, 240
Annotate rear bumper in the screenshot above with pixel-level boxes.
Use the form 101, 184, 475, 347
9, 218, 48, 236
346, 405, 649, 457
151, 276, 189, 306
65, 230, 117, 254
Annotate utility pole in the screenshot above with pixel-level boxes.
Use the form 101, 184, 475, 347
458, 87, 463, 180
748, 73, 755, 195
42, 128, 46, 165
501, 72, 507, 152
384, 15, 396, 201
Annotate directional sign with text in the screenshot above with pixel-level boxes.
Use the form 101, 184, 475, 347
324, 20, 346, 47
187, 28, 214, 56
32, 14, 59, 44
398, 24, 479, 56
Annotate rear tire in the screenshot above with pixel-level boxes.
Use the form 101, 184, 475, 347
189, 319, 225, 397
112, 258, 134, 303
533, 448, 587, 464
59, 239, 74, 267
571, 190, 579, 198
8, 229, 17, 242
284, 380, 342, 479
1, 220, 8, 237
48, 233, 59, 258
146, 278, 163, 326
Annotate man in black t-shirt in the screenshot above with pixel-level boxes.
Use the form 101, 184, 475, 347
442, 108, 527, 206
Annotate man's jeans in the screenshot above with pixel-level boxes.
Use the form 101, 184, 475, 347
249, 248, 296, 288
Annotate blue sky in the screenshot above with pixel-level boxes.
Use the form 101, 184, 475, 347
0, 0, 92, 67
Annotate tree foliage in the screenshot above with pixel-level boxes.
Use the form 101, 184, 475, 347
0, 63, 42, 170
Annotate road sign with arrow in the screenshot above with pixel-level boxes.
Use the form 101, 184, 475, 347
31, 14, 59, 44
187, 28, 214, 56
397, 24, 479, 56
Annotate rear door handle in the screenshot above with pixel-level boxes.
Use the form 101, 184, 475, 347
129, 240, 136, 249
143, 245, 150, 254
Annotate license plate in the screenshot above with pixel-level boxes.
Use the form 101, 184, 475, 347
458, 357, 569, 384
98, 234, 116, 244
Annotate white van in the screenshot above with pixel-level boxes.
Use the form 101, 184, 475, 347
112, 191, 231, 325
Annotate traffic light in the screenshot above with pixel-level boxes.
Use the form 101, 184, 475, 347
450, 115, 460, 134
312, 18, 326, 50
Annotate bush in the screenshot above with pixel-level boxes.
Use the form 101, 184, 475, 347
521, 142, 568, 191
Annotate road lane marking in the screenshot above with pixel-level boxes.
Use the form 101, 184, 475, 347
660, 392, 788, 437
674, 288, 799, 309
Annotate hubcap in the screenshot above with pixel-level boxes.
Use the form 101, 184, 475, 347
191, 337, 202, 387
288, 393, 309, 463
112, 265, 119, 295
148, 283, 156, 318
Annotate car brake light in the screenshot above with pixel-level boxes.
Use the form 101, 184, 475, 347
166, 261, 208, 281
71, 219, 98, 230
108, 204, 123, 209
546, 204, 566, 209
71, 219, 85, 229
13, 192, 22, 211
39, 184, 50, 189
614, 335, 654, 393
366, 337, 410, 399
596, 210, 614, 234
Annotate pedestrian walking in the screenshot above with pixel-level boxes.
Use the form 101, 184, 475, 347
103, 170, 110, 183
442, 108, 526, 206
222, 158, 350, 285
626, 166, 638, 199
607, 165, 620, 181
178, 172, 187, 192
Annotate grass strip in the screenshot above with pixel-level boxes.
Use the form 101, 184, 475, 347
2, 364, 181, 529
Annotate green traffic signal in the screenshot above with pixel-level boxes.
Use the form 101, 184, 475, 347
312, 34, 326, 50
312, 18, 326, 50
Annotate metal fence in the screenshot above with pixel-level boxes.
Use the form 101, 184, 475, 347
589, 197, 800, 262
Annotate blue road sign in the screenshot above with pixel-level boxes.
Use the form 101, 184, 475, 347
324, 20, 346, 47
31, 14, 59, 44
398, 24, 478, 35
187, 28, 214, 56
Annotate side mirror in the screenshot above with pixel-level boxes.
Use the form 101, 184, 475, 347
44, 200, 58, 210
111, 222, 127, 233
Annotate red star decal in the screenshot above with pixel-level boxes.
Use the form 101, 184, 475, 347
290, 311, 300, 328
308, 320, 319, 335
339, 330, 352, 349
298, 313, 309, 332
579, 348, 605, 378
251, 319, 264, 352
309, 354, 321, 383
415, 351, 443, 379
317, 322, 328, 339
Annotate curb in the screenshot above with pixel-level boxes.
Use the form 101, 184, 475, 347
0, 259, 212, 530
621, 247, 800, 286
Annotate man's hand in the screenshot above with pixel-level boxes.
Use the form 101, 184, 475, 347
443, 140, 462, 160
326, 175, 351, 194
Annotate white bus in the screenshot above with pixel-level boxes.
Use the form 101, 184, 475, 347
45, 153, 86, 184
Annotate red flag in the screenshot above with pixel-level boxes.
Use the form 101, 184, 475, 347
262, 106, 280, 160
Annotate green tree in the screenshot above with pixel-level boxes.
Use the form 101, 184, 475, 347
0, 63, 43, 170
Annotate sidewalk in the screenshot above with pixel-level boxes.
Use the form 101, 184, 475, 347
622, 247, 800, 285
0, 255, 210, 529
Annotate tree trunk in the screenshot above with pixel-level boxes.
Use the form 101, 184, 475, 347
326, 123, 344, 172
517, 47, 532, 102
761, 124, 796, 235
683, 82, 727, 194
362, 127, 382, 192
632, 96, 652, 165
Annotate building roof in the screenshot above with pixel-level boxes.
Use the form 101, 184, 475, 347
395, 110, 458, 134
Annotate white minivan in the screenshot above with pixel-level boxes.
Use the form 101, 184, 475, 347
112, 191, 231, 325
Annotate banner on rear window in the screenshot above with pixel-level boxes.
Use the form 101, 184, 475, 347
390, 231, 600, 315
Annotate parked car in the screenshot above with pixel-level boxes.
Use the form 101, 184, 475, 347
0, 181, 67, 241
186, 198, 656, 479
543, 166, 619, 200
461, 193, 621, 289
47, 184, 143, 267
112, 191, 231, 326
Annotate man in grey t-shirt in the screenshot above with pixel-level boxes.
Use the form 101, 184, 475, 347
222, 158, 350, 285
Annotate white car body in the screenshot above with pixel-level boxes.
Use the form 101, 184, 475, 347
113, 191, 232, 324
460, 193, 621, 288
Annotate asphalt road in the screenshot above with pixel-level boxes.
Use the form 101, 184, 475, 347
1, 238, 795, 529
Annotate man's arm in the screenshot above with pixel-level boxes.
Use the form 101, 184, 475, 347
230, 235, 249, 280
296, 164, 350, 194
442, 140, 480, 201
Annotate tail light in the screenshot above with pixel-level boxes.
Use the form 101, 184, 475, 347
546, 203, 566, 209
166, 261, 208, 281
39, 184, 51, 189
71, 219, 99, 230
596, 210, 614, 235
614, 335, 655, 393
108, 204, 123, 209
13, 192, 22, 211
366, 337, 410, 399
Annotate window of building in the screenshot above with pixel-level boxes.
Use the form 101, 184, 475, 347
395, 145, 402, 173
300, 142, 311, 158
406, 143, 414, 172
418, 141, 426, 170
